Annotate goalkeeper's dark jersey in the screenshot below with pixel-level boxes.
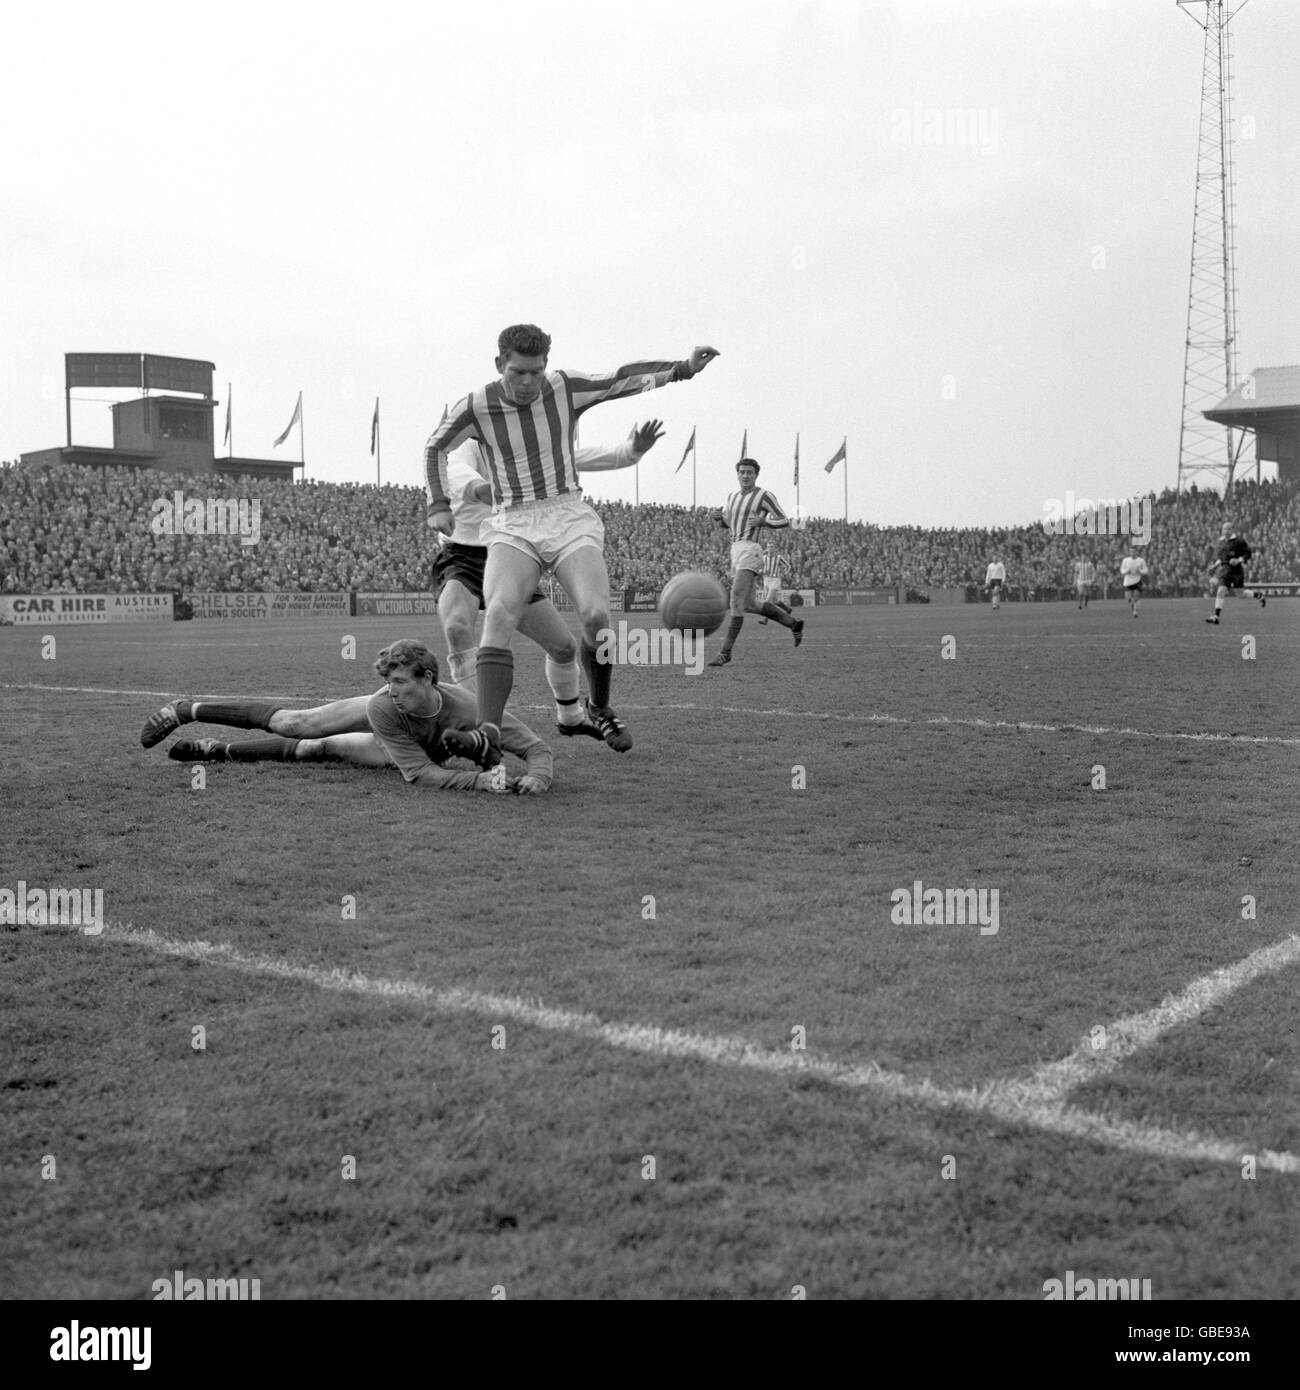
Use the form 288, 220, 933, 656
1215, 536, 1252, 572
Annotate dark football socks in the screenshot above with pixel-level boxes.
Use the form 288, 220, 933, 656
225, 736, 301, 762
191, 699, 283, 731
759, 602, 795, 627
719, 615, 744, 654
476, 647, 514, 728
581, 637, 613, 709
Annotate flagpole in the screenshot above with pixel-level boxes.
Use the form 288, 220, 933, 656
299, 391, 305, 472
795, 431, 800, 518
376, 403, 382, 487
844, 441, 849, 522
227, 381, 233, 459
692, 430, 697, 510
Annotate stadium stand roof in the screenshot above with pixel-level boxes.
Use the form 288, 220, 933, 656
1202, 366, 1300, 482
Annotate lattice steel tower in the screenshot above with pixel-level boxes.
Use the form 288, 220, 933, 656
1176, 0, 1249, 494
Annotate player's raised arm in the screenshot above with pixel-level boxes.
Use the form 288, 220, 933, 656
423, 399, 478, 534
574, 420, 666, 473
565, 346, 718, 412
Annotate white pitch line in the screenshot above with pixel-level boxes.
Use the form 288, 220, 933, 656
4, 681, 1297, 746
603, 703, 1300, 747
102, 923, 1300, 1174
0, 682, 310, 700
1001, 933, 1300, 1105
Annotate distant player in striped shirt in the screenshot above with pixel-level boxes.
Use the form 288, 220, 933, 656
1073, 556, 1096, 609
423, 324, 718, 766
707, 459, 804, 666
756, 546, 793, 624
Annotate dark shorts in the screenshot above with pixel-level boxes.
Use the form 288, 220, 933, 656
1216, 566, 1244, 590
432, 542, 546, 606
987, 578, 1003, 591
1124, 580, 1143, 594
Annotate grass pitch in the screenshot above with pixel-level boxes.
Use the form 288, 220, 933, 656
1, 598, 1297, 1299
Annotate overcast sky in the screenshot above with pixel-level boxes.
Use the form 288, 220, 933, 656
3, 0, 1295, 527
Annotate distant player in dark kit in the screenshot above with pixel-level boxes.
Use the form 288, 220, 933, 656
1205, 522, 1263, 623
422, 323, 718, 766
707, 459, 804, 666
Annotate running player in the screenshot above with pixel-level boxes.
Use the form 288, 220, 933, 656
1120, 549, 1148, 617
147, 640, 552, 794
984, 557, 1006, 610
707, 459, 803, 666
1205, 523, 1262, 624
423, 324, 718, 767
1072, 555, 1096, 609
756, 544, 793, 624
436, 419, 665, 744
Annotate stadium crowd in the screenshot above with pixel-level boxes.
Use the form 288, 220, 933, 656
2, 458, 1297, 599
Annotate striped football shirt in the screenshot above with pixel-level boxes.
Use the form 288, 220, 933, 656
424, 359, 693, 510
763, 551, 792, 580
723, 488, 788, 542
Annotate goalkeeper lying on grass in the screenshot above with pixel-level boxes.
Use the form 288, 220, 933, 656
139, 638, 551, 795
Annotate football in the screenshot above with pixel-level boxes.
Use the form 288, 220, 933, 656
658, 570, 728, 635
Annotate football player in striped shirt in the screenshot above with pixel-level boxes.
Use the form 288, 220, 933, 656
424, 324, 719, 766
706, 459, 804, 666
1072, 555, 1096, 609
435, 420, 665, 743
756, 545, 793, 624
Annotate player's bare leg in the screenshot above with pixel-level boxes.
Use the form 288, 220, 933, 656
438, 580, 480, 685
1206, 583, 1229, 624
554, 543, 631, 751
473, 543, 539, 764
515, 599, 604, 740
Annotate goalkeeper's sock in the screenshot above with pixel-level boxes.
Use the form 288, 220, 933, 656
225, 736, 301, 762
546, 654, 583, 725
447, 646, 478, 684
475, 647, 514, 728
190, 699, 283, 731
581, 637, 613, 710
719, 615, 744, 654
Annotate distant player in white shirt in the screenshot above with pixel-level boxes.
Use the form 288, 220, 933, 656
984, 559, 1006, 610
1120, 551, 1149, 617
1073, 556, 1096, 610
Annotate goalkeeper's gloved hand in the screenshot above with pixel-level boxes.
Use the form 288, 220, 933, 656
513, 775, 549, 796
475, 767, 516, 794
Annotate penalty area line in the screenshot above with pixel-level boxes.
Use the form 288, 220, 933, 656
102, 923, 1300, 1175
